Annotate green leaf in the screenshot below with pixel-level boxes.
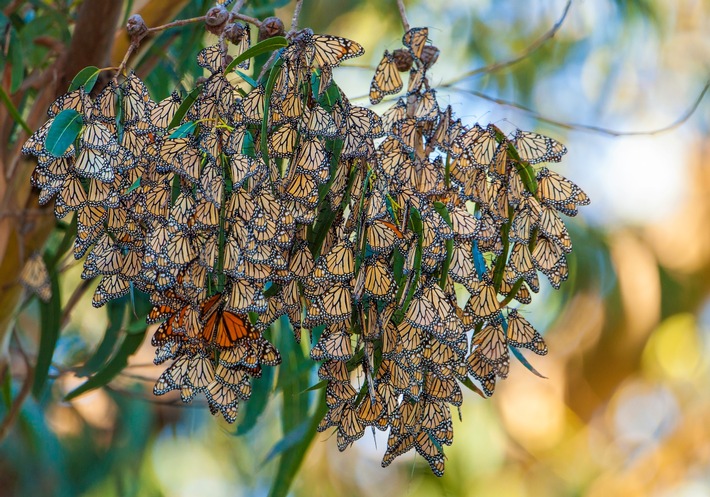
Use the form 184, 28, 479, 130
76, 299, 126, 376
167, 85, 202, 130
433, 202, 454, 289
32, 264, 61, 397
69, 66, 101, 92
168, 121, 197, 138
235, 361, 274, 435
224, 36, 288, 74
509, 345, 547, 378
234, 69, 258, 88
9, 28, 23, 93
268, 390, 328, 497
395, 207, 423, 321
0, 84, 31, 134
64, 330, 146, 401
460, 376, 486, 398
263, 420, 309, 464
260, 58, 284, 172
45, 109, 83, 157
126, 177, 141, 194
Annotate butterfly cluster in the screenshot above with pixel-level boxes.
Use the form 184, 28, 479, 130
22, 23, 588, 476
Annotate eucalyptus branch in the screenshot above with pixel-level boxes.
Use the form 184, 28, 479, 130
397, 0, 411, 32
290, 0, 304, 32
231, 12, 262, 27
441, 0, 572, 86
147, 15, 207, 34
449, 78, 710, 137
59, 279, 93, 329
0, 331, 33, 442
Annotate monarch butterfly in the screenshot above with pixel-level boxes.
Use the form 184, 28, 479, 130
364, 257, 397, 301
241, 85, 265, 123
284, 172, 319, 208
121, 73, 151, 124
538, 204, 572, 253
415, 89, 439, 122
92, 274, 130, 307
467, 321, 509, 396
159, 137, 201, 183
510, 195, 541, 244
294, 136, 330, 184
302, 104, 337, 138
228, 22, 251, 70
465, 281, 500, 319
537, 167, 590, 215
336, 403, 365, 451
403, 291, 438, 331
289, 239, 315, 280
201, 293, 260, 348
284, 29, 365, 68
197, 44, 225, 74
367, 219, 405, 254
531, 235, 564, 275
507, 242, 539, 292
506, 309, 547, 355
356, 389, 386, 425
48, 88, 92, 119
269, 121, 298, 157
403, 27, 428, 60
512, 129, 567, 164
226, 279, 267, 314
20, 253, 52, 302
314, 240, 354, 283
318, 359, 350, 382
370, 50, 403, 105
310, 322, 353, 361
424, 372, 463, 406
74, 148, 114, 183
325, 381, 358, 411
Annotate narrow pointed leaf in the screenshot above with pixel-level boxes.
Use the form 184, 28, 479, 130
224, 36, 288, 74
64, 330, 145, 401
32, 266, 61, 397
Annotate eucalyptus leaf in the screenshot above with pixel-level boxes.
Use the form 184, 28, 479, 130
45, 109, 83, 158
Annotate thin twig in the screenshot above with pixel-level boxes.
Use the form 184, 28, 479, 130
60, 279, 93, 329
231, 12, 262, 27
147, 15, 207, 34
397, 0, 411, 32
2, 0, 23, 16
113, 42, 138, 81
230, 0, 247, 13
441, 0, 572, 86
290, 0, 304, 32
257, 51, 280, 83
0, 332, 33, 442
449, 78, 710, 137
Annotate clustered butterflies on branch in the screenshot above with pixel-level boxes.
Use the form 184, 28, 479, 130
21, 7, 588, 476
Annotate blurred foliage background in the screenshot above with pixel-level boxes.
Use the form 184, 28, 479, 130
2, 0, 710, 496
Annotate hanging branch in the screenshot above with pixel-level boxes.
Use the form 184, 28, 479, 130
441, 0, 573, 87
397, 0, 411, 32
289, 0, 304, 32
449, 78, 710, 136
0, 331, 33, 442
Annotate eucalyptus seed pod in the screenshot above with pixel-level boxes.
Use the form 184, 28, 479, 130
421, 45, 440, 69
392, 48, 413, 72
205, 5, 230, 35
259, 16, 285, 41
224, 22, 248, 45
126, 14, 148, 43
